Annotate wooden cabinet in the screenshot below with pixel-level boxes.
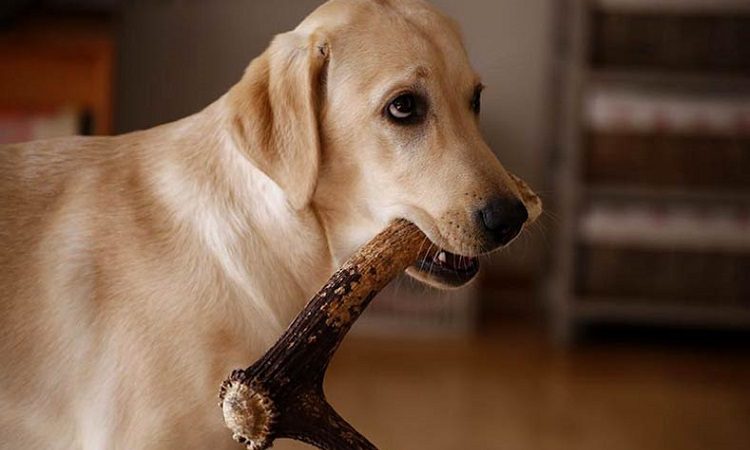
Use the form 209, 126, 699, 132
0, 17, 114, 137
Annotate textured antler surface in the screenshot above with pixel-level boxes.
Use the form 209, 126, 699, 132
219, 219, 427, 450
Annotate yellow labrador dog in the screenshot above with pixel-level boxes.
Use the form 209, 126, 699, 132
0, 0, 541, 448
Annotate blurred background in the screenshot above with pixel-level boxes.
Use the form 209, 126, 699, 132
1, 0, 748, 449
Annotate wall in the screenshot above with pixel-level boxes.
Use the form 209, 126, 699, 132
431, 0, 554, 190
116, 0, 322, 134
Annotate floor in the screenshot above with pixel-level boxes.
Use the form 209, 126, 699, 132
274, 324, 750, 450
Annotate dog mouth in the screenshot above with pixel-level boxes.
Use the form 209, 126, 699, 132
406, 247, 480, 288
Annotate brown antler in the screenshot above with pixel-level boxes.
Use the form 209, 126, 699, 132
219, 219, 428, 450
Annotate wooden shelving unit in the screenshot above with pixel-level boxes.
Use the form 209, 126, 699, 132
0, 15, 114, 138
548, 0, 750, 341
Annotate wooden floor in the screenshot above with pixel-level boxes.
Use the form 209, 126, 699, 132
275, 324, 750, 450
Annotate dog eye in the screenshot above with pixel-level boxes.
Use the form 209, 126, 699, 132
471, 88, 482, 114
388, 94, 416, 120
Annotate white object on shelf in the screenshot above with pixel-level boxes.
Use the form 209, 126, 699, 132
0, 107, 80, 144
579, 202, 750, 252
586, 86, 750, 135
585, 87, 750, 135
595, 0, 750, 13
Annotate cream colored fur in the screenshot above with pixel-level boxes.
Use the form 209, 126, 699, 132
0, 1, 540, 448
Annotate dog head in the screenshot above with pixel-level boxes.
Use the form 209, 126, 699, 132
229, 0, 542, 289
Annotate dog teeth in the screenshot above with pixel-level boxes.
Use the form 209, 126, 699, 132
437, 251, 447, 263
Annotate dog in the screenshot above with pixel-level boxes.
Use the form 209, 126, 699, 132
0, 0, 542, 448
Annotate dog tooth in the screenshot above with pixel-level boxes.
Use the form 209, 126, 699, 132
437, 252, 447, 263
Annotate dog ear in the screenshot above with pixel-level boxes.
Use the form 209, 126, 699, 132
228, 30, 329, 210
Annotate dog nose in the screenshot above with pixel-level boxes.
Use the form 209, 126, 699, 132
476, 197, 528, 247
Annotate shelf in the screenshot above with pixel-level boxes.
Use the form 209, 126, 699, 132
593, 0, 750, 15
573, 298, 750, 328
586, 185, 750, 205
589, 69, 750, 95
578, 203, 750, 253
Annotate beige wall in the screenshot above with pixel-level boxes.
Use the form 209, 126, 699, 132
116, 0, 554, 273
116, 0, 322, 134
432, 0, 554, 190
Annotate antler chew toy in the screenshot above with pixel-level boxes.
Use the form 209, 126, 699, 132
219, 219, 428, 450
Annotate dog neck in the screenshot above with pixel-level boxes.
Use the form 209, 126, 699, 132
138, 100, 335, 341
